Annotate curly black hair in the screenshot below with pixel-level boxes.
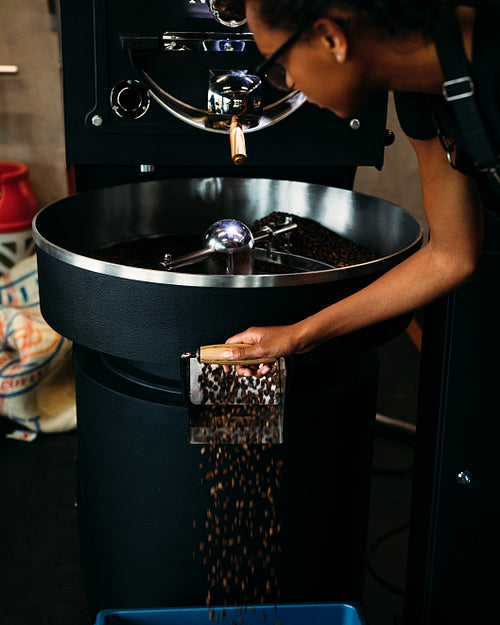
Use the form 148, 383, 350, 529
243, 0, 462, 39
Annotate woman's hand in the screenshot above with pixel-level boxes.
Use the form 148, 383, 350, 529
221, 323, 308, 376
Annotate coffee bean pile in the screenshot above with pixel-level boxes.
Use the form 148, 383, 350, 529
252, 211, 380, 268
89, 212, 379, 272
192, 364, 284, 620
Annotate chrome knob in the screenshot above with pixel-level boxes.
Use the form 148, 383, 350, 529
204, 219, 254, 252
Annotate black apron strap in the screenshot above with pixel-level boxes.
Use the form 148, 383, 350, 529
435, 17, 500, 184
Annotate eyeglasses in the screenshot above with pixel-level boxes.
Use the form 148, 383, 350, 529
254, 21, 313, 92
254, 17, 350, 92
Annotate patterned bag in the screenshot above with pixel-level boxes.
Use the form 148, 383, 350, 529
0, 255, 76, 432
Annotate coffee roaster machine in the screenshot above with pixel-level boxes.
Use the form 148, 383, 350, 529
36, 0, 433, 622
59, 0, 391, 192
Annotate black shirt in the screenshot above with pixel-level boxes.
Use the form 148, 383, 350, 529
394, 0, 500, 214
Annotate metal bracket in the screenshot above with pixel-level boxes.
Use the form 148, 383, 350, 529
162, 32, 254, 52
120, 33, 255, 53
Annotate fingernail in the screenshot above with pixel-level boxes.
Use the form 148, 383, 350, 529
221, 350, 233, 359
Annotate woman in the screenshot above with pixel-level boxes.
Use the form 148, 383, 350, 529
221, 0, 499, 374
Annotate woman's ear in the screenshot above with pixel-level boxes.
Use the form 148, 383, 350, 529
314, 16, 349, 63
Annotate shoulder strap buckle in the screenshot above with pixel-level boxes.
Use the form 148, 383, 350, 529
478, 162, 500, 186
442, 76, 475, 102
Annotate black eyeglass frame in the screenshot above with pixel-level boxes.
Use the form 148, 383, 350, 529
254, 20, 313, 83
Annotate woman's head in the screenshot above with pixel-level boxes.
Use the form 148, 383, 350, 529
245, 0, 459, 117
247, 0, 457, 40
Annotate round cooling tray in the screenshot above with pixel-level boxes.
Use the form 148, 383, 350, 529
33, 177, 423, 371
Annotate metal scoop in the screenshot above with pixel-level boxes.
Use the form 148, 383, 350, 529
159, 218, 297, 272
181, 345, 286, 445
160, 218, 254, 272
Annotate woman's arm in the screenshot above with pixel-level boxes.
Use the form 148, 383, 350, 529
222, 135, 484, 366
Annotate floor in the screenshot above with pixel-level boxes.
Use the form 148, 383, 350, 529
0, 330, 419, 625
364, 331, 419, 625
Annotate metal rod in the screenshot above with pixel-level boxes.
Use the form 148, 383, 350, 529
159, 247, 215, 271
376, 413, 416, 435
253, 222, 297, 243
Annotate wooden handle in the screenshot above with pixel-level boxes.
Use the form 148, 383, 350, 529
199, 343, 276, 365
230, 116, 247, 165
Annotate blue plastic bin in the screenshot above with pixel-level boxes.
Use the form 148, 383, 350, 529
94, 603, 366, 625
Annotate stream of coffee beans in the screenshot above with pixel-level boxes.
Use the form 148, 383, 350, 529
193, 364, 283, 622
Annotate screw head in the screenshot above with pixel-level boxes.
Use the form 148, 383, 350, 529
457, 470, 471, 486
385, 128, 395, 146
91, 114, 103, 127
350, 118, 361, 130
